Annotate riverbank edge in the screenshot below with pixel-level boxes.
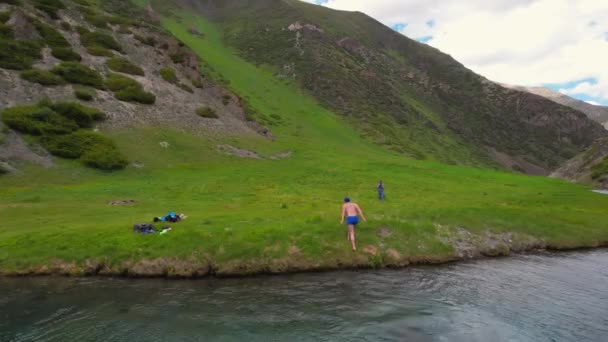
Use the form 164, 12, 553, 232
2, 239, 607, 279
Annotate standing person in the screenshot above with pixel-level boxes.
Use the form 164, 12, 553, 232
377, 180, 385, 201
340, 197, 366, 251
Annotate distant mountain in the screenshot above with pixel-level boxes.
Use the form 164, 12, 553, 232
503, 84, 608, 128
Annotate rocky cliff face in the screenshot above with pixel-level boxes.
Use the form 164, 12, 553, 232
504, 84, 608, 128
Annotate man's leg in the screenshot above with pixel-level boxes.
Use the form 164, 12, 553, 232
348, 225, 357, 251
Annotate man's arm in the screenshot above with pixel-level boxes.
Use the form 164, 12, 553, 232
340, 205, 345, 224
357, 204, 367, 222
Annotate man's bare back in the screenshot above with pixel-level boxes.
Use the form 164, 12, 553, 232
340, 198, 366, 251
342, 202, 362, 217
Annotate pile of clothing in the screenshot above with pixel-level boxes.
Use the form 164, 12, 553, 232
132, 211, 186, 235
153, 211, 187, 223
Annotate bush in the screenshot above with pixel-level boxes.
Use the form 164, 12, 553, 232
71, 0, 89, 6
32, 0, 65, 19
51, 46, 81, 61
591, 157, 608, 179
34, 20, 69, 48
32, 20, 81, 62
81, 143, 128, 170
41, 130, 111, 158
169, 52, 185, 64
50, 101, 105, 128
80, 31, 122, 52
196, 106, 218, 118
106, 57, 144, 76
0, 104, 78, 135
84, 13, 109, 29
60, 21, 71, 31
159, 67, 177, 83
0, 39, 41, 70
105, 73, 155, 104
134, 34, 156, 46
108, 15, 131, 26
179, 83, 193, 93
20, 68, 65, 85
86, 45, 113, 57
51, 62, 104, 88
74, 87, 94, 101
0, 23, 13, 39
222, 95, 231, 105
191, 78, 203, 88
0, 10, 12, 24
117, 24, 131, 34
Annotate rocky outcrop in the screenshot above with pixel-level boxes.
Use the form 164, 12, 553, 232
7, 9, 41, 41
551, 137, 608, 188
504, 84, 608, 127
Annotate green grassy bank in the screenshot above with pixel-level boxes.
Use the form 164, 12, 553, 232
1, 9, 607, 277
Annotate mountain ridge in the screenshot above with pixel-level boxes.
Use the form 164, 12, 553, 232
502, 84, 608, 128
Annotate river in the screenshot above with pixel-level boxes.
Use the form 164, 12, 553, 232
1, 250, 607, 341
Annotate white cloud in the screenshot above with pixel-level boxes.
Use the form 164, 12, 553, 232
303, 0, 608, 104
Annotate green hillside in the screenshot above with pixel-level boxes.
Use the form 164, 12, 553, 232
0, 0, 607, 276
167, 0, 606, 173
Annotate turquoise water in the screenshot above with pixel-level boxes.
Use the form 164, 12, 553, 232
1, 250, 607, 341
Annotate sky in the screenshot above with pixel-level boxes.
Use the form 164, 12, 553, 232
305, 0, 608, 106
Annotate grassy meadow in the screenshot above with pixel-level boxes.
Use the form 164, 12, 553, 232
0, 8, 607, 276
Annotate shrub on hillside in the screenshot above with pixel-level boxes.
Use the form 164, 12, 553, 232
50, 101, 105, 128
41, 130, 112, 159
32, 0, 65, 19
106, 57, 144, 76
0, 104, 78, 135
74, 87, 94, 101
51, 62, 104, 88
105, 73, 155, 104
51, 47, 81, 61
0, 11, 13, 24
72, 0, 89, 6
133, 34, 156, 46
0, 23, 13, 39
196, 106, 218, 119
86, 45, 113, 57
179, 83, 193, 93
20, 69, 65, 85
159, 67, 177, 83
191, 78, 203, 88
33, 20, 81, 62
591, 158, 608, 179
169, 52, 185, 64
60, 21, 71, 31
117, 24, 131, 34
0, 39, 41, 70
81, 143, 128, 170
84, 13, 109, 29
80, 30, 122, 53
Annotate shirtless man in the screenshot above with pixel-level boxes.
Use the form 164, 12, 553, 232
340, 197, 366, 251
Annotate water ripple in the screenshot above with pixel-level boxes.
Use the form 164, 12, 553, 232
1, 250, 608, 341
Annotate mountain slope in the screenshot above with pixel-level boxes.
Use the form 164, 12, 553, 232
168, 0, 606, 174
0, 0, 268, 172
504, 84, 608, 128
